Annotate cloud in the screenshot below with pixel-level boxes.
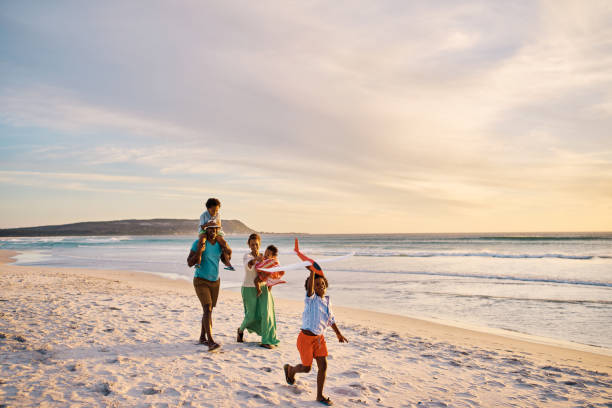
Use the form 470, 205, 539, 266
0, 86, 201, 140
1, 1, 611, 231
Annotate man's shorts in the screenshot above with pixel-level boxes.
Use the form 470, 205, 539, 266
194, 277, 220, 309
296, 331, 328, 366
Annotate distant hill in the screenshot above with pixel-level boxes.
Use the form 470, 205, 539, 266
0, 219, 256, 236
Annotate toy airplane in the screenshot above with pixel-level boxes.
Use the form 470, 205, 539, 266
257, 238, 354, 276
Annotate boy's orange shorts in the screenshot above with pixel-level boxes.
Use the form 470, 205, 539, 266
296, 331, 328, 366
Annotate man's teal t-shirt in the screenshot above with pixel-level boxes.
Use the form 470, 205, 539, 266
191, 239, 222, 281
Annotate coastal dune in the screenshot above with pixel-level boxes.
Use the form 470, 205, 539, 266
1, 250, 611, 407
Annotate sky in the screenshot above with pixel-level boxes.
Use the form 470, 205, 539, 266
1, 0, 611, 233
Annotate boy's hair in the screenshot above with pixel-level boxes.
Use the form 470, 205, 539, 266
205, 198, 221, 209
247, 233, 261, 244
304, 274, 329, 291
265, 245, 278, 256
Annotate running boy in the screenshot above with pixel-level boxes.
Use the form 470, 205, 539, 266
283, 268, 348, 406
197, 198, 233, 270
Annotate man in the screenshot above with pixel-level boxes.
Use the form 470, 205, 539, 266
187, 222, 225, 351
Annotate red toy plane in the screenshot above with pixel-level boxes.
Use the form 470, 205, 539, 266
257, 238, 354, 276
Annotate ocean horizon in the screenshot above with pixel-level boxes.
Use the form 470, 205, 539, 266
2, 232, 611, 352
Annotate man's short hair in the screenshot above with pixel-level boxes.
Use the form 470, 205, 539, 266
206, 198, 221, 209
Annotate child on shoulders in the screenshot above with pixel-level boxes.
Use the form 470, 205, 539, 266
196, 197, 233, 270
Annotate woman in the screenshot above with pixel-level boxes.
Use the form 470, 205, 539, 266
237, 233, 280, 348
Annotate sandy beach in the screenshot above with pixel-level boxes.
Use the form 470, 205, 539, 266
1, 249, 611, 407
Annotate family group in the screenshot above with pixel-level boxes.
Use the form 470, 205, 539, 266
186, 198, 348, 406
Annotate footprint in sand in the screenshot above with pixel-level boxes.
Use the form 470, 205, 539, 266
342, 370, 361, 379
333, 387, 360, 397
514, 378, 539, 389
541, 390, 569, 402
349, 383, 368, 391
94, 382, 113, 396
143, 387, 162, 395
369, 384, 382, 393
288, 386, 304, 395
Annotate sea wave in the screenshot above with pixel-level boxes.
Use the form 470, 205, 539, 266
306, 250, 607, 260
339, 269, 612, 288
358, 251, 599, 260
420, 291, 612, 305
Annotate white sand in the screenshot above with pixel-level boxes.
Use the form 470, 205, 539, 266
1, 249, 611, 407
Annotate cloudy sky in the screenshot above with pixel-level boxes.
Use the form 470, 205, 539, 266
1, 0, 611, 233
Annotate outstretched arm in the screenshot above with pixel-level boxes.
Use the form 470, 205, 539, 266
331, 323, 348, 343
306, 268, 315, 297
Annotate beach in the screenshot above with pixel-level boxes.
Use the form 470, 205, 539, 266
1, 249, 611, 407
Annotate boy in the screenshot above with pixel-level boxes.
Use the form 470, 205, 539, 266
283, 268, 348, 406
197, 198, 233, 270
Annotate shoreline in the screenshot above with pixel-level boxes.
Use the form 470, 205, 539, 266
2, 249, 611, 406
4, 249, 611, 359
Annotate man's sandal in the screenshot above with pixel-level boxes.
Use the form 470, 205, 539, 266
317, 397, 333, 406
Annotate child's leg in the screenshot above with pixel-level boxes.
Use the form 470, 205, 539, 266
284, 363, 310, 385
315, 356, 329, 402
217, 236, 233, 266
285, 332, 314, 384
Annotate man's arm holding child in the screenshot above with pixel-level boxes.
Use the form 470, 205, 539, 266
187, 237, 205, 267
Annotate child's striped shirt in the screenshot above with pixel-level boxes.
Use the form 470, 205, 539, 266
301, 294, 335, 335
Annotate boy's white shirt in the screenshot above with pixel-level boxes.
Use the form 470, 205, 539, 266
301, 293, 336, 336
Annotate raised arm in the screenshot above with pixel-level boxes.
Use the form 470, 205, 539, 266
306, 268, 315, 297
187, 237, 205, 267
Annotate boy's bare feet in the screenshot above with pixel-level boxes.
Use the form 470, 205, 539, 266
283, 364, 295, 385
208, 342, 221, 352
260, 343, 274, 349
237, 328, 244, 343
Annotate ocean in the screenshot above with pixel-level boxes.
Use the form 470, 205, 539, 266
2, 233, 611, 352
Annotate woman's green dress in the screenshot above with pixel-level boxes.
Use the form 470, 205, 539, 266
240, 283, 280, 346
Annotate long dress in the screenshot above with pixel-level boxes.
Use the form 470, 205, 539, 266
240, 253, 280, 345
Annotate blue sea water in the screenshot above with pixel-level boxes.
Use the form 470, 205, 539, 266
2, 233, 611, 351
